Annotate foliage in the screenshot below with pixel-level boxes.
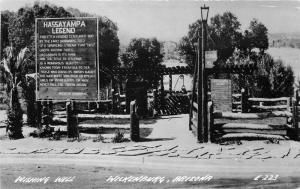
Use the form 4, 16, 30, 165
93, 134, 104, 142
121, 38, 164, 87
178, 11, 292, 98
0, 45, 31, 139
209, 12, 242, 61
248, 19, 269, 53
98, 17, 120, 86
178, 12, 269, 67
229, 52, 294, 98
9, 3, 71, 51
112, 129, 125, 143
178, 12, 242, 67
1, 10, 14, 57
67, 7, 120, 86
6, 3, 72, 72
240, 19, 269, 54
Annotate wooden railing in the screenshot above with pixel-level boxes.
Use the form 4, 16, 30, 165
248, 97, 291, 112
208, 95, 295, 142
292, 90, 300, 140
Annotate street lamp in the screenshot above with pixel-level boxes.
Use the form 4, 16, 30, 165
197, 5, 209, 143
201, 5, 209, 22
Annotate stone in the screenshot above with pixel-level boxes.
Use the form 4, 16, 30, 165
64, 148, 84, 154
48, 148, 68, 154
17, 148, 38, 154
117, 149, 152, 156
100, 150, 117, 155
82, 148, 100, 154
124, 146, 147, 151
35, 148, 53, 153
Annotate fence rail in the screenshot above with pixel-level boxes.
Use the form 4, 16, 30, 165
209, 95, 296, 142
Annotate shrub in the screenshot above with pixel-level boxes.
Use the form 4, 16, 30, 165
112, 129, 125, 143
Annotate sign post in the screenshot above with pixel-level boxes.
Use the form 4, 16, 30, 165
36, 17, 99, 101
205, 50, 217, 69
36, 17, 99, 137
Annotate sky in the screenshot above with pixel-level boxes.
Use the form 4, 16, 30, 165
1, 0, 300, 45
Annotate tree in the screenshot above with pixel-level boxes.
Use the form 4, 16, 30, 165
0, 45, 31, 139
209, 12, 242, 61
1, 10, 14, 57
248, 19, 269, 53
178, 12, 242, 67
98, 17, 120, 86
7, 3, 72, 68
229, 52, 294, 98
121, 38, 164, 86
66, 8, 120, 87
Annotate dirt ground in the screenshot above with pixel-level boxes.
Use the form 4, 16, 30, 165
1, 113, 300, 188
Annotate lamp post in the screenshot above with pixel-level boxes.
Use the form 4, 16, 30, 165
198, 5, 209, 143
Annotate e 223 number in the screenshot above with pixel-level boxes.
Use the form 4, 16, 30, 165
253, 175, 279, 181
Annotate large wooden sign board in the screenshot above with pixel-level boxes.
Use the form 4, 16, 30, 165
36, 17, 99, 101
211, 79, 232, 112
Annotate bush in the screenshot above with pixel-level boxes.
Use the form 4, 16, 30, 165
112, 129, 125, 143
93, 134, 104, 142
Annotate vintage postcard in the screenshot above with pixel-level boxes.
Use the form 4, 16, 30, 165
0, 0, 300, 188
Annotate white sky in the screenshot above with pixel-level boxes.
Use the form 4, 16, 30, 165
1, 0, 300, 44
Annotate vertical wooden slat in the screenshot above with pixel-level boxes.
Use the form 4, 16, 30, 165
241, 88, 248, 113
197, 29, 203, 143
169, 74, 172, 93
296, 90, 299, 140
208, 102, 214, 143
189, 50, 198, 131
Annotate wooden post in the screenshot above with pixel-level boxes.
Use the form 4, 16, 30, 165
197, 29, 203, 143
42, 101, 50, 128
295, 90, 299, 140
130, 100, 139, 141
241, 88, 248, 113
169, 74, 172, 94
48, 100, 53, 125
208, 102, 214, 143
189, 53, 198, 131
160, 76, 165, 110
72, 101, 79, 138
66, 101, 78, 138
87, 102, 91, 113
153, 89, 158, 117
202, 19, 209, 143
37, 101, 42, 129
111, 78, 116, 113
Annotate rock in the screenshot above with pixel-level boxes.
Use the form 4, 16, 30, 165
117, 149, 152, 156
48, 148, 68, 154
82, 148, 100, 154
35, 148, 53, 153
100, 150, 117, 155
64, 148, 84, 154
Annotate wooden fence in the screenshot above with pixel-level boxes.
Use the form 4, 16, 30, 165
209, 96, 295, 142
292, 90, 300, 140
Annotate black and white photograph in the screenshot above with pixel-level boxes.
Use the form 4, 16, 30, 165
1, 0, 300, 188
